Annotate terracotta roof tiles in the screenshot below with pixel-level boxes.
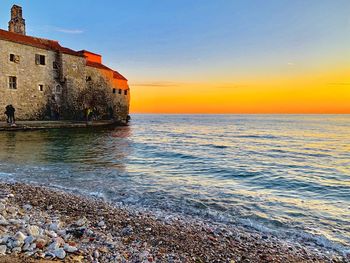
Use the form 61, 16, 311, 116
86, 61, 128, 81
0, 29, 83, 57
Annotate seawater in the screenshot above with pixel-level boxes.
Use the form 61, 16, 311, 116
0, 115, 349, 253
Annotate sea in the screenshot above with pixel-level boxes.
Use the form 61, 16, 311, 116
0, 114, 349, 254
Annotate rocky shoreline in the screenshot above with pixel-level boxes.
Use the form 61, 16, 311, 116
0, 182, 347, 263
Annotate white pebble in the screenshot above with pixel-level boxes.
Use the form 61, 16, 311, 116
14, 231, 27, 242
46, 230, 58, 238
93, 250, 100, 258
98, 220, 105, 227
64, 244, 78, 253
27, 225, 40, 237
75, 218, 87, 227
0, 245, 6, 255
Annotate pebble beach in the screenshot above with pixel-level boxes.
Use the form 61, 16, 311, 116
0, 182, 347, 263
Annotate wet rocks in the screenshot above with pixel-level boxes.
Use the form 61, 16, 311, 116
0, 182, 344, 263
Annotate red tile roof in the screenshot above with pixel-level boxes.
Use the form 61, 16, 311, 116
78, 50, 101, 57
113, 71, 127, 81
86, 61, 128, 81
0, 29, 128, 81
0, 29, 84, 57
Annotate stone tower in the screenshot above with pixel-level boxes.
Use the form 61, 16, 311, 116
8, 5, 26, 35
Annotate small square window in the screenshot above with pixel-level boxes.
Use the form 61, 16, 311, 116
55, 85, 61, 93
9, 54, 19, 63
112, 88, 116, 94
124, 90, 128, 95
9, 76, 17, 89
118, 89, 122, 94
35, 54, 46, 65
38, 84, 44, 92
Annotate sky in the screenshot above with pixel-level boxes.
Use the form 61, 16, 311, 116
1, 0, 349, 113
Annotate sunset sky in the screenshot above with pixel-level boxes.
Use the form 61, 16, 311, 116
1, 0, 349, 113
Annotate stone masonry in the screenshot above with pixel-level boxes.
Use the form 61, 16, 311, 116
0, 5, 130, 123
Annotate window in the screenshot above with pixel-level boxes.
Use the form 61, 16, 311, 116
55, 85, 61, 93
35, 54, 46, 65
112, 88, 116, 94
86, 76, 92, 82
38, 84, 44, 92
8, 76, 17, 89
124, 90, 128, 95
9, 54, 19, 63
118, 89, 122, 94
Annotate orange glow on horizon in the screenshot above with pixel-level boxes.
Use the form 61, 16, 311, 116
130, 67, 350, 114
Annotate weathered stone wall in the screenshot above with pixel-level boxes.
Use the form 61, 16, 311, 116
86, 66, 130, 123
0, 39, 59, 121
60, 53, 86, 119
0, 39, 130, 122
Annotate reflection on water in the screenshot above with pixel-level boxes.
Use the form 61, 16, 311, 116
0, 115, 349, 252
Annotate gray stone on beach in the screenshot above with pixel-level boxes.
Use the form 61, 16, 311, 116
47, 241, 60, 251
93, 250, 100, 259
0, 236, 9, 245
12, 240, 23, 248
75, 218, 87, 227
23, 204, 33, 210
23, 215, 30, 222
0, 215, 8, 225
8, 219, 22, 225
121, 226, 133, 236
24, 235, 35, 245
22, 242, 31, 252
0, 203, 5, 211
49, 222, 61, 231
12, 246, 22, 253
54, 248, 66, 259
64, 244, 78, 253
57, 229, 66, 237
98, 220, 106, 227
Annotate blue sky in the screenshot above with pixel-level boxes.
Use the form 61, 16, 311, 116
1, 1, 349, 83
1, 1, 349, 113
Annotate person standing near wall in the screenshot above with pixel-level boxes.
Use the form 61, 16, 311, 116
4, 105, 16, 126
8, 105, 16, 125
4, 105, 10, 123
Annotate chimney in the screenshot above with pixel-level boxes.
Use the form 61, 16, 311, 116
8, 5, 26, 35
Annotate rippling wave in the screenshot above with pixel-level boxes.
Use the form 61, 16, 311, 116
0, 114, 349, 253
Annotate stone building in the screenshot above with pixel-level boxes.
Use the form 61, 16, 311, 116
0, 5, 130, 122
